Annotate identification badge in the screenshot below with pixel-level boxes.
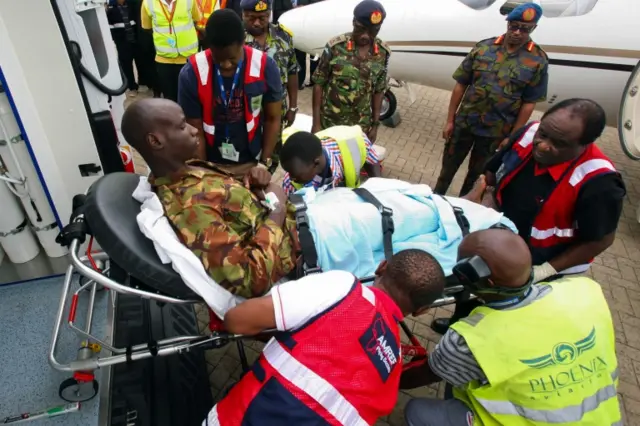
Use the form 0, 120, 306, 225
250, 95, 263, 112
167, 37, 176, 48
220, 142, 240, 162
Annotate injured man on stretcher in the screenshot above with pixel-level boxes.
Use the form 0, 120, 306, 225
122, 99, 515, 305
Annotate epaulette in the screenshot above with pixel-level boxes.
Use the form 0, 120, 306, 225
277, 22, 294, 39
528, 41, 548, 59
327, 33, 350, 48
491, 35, 505, 46
376, 38, 391, 54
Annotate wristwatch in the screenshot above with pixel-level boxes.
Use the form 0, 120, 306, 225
260, 158, 273, 168
289, 107, 299, 113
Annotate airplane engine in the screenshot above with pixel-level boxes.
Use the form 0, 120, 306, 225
0, 92, 68, 259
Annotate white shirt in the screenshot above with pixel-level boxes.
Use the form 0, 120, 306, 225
271, 270, 356, 331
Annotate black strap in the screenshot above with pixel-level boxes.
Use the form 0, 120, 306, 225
438, 195, 470, 237
288, 194, 321, 274
352, 188, 395, 261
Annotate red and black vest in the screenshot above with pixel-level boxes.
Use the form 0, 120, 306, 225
495, 121, 617, 274
205, 281, 403, 425
189, 46, 267, 160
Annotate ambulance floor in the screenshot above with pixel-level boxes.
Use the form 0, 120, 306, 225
0, 275, 109, 425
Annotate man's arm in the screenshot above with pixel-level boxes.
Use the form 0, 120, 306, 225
546, 174, 626, 274
178, 62, 207, 160
140, 1, 152, 30
172, 180, 288, 298
261, 57, 283, 162
371, 48, 390, 128
362, 133, 382, 178
443, 50, 475, 133
286, 37, 300, 122
400, 329, 486, 389
512, 62, 549, 133
191, 0, 203, 24
483, 126, 528, 186
311, 43, 333, 132
224, 270, 354, 334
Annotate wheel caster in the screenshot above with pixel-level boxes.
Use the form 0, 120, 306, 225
59, 377, 99, 402
379, 89, 397, 121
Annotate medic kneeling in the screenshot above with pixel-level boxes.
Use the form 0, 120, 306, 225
279, 126, 383, 195
203, 250, 446, 425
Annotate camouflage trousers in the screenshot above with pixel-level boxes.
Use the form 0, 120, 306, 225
434, 126, 501, 197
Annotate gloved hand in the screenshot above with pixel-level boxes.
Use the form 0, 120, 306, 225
532, 262, 558, 284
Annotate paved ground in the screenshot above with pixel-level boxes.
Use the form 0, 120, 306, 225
128, 80, 640, 424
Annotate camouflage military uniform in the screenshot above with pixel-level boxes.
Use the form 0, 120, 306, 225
245, 23, 299, 117
434, 35, 548, 196
312, 33, 390, 133
151, 160, 299, 298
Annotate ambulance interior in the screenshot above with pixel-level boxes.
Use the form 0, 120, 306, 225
0, 0, 638, 425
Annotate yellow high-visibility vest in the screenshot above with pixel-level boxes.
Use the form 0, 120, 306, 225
283, 125, 368, 189
451, 277, 621, 426
146, 0, 198, 59
195, 0, 223, 30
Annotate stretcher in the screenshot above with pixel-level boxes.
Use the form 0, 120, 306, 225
49, 172, 473, 402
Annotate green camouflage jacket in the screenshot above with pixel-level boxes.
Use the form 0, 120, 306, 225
453, 35, 549, 138
312, 32, 390, 132
245, 23, 299, 116
151, 160, 298, 298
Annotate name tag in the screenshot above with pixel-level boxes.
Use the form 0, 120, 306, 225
220, 142, 240, 162
359, 313, 400, 382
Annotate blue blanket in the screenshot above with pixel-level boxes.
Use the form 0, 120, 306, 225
298, 178, 516, 277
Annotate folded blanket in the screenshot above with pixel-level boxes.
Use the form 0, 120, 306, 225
297, 178, 516, 277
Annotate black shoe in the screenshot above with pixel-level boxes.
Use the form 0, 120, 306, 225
431, 318, 451, 335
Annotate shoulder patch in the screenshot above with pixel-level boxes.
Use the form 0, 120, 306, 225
328, 33, 350, 48
477, 36, 500, 47
376, 38, 391, 54
277, 22, 294, 38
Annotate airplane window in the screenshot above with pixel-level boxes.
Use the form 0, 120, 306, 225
457, 0, 498, 10
499, 0, 599, 18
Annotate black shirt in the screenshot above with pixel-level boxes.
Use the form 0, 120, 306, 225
485, 126, 626, 243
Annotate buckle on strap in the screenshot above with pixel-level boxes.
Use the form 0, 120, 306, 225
380, 206, 394, 234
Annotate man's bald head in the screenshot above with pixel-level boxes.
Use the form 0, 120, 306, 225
458, 229, 532, 289
121, 98, 199, 173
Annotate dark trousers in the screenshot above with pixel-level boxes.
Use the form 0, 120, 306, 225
434, 126, 500, 197
295, 49, 318, 86
115, 41, 139, 91
155, 62, 183, 102
137, 32, 159, 94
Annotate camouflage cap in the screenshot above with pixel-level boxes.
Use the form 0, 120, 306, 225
506, 2, 543, 24
240, 0, 271, 12
353, 0, 386, 27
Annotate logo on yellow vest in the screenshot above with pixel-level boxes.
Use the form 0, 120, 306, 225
520, 327, 596, 369
255, 1, 268, 11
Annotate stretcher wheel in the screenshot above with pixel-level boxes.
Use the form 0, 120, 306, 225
59, 377, 99, 402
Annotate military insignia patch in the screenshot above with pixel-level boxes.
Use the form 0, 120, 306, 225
370, 10, 382, 25
522, 7, 536, 22
255, 0, 268, 11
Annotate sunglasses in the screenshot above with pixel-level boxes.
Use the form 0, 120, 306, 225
508, 23, 535, 33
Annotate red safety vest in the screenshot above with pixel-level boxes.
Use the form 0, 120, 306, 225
495, 121, 617, 274
189, 46, 267, 160
206, 281, 403, 425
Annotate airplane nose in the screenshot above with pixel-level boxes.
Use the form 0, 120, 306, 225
279, 0, 361, 55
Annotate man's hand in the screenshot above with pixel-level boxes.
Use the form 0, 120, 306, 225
442, 121, 454, 140
284, 109, 297, 127
461, 175, 487, 204
243, 167, 272, 190
496, 137, 510, 152
481, 186, 498, 209
367, 125, 378, 143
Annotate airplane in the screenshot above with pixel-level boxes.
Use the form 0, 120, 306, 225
279, 0, 640, 161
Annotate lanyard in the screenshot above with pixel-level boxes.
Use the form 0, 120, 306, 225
215, 61, 243, 140
159, 0, 176, 34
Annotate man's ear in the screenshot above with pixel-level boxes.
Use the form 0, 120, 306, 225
146, 133, 163, 151
374, 260, 387, 277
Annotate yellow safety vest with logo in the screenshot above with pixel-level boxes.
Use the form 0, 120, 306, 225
451, 277, 621, 426
195, 0, 223, 31
283, 125, 368, 190
146, 0, 199, 59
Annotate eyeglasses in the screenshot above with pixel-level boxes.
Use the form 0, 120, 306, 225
508, 23, 535, 33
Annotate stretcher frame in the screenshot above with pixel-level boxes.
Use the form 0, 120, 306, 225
48, 194, 469, 403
